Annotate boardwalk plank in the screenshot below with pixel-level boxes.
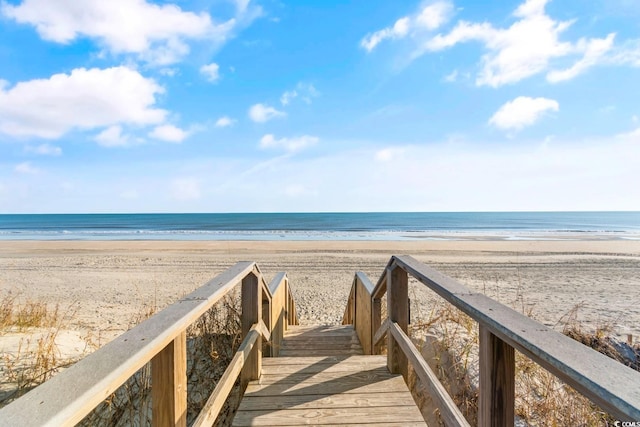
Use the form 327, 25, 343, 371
233, 324, 426, 426
232, 406, 425, 426
237, 392, 415, 411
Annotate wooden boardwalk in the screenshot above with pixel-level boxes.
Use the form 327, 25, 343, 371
233, 325, 427, 426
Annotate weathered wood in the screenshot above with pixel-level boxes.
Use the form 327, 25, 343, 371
390, 323, 471, 427
479, 325, 515, 427
233, 322, 427, 425
387, 266, 409, 380
268, 272, 287, 356
261, 356, 388, 374
244, 376, 410, 396
258, 368, 398, 385
391, 255, 640, 420
281, 341, 363, 350
241, 272, 261, 391
0, 262, 255, 427
151, 331, 187, 427
342, 281, 355, 325
371, 267, 388, 300
373, 317, 390, 348
192, 325, 261, 427
279, 348, 364, 357
372, 295, 383, 354
279, 324, 364, 357
238, 392, 416, 411
355, 272, 374, 354
232, 406, 425, 426
280, 335, 361, 343
285, 326, 357, 336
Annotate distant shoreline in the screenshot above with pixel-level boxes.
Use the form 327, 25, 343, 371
1, 212, 639, 241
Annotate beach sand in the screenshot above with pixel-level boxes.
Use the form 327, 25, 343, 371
1, 240, 639, 345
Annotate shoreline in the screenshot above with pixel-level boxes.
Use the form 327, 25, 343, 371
1, 239, 639, 343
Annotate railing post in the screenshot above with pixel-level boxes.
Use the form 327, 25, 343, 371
371, 296, 382, 354
387, 266, 409, 380
262, 285, 272, 357
241, 272, 262, 391
152, 331, 187, 427
284, 278, 290, 331
479, 325, 515, 427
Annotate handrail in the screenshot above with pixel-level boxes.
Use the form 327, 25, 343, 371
389, 255, 640, 421
343, 255, 640, 425
192, 321, 269, 427
389, 322, 471, 427
0, 262, 298, 427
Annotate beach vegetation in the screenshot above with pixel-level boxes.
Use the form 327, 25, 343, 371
406, 288, 638, 426
0, 292, 78, 405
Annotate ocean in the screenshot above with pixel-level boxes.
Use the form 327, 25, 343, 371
1, 212, 639, 241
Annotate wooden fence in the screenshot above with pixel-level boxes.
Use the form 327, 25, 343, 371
342, 255, 640, 426
0, 261, 297, 427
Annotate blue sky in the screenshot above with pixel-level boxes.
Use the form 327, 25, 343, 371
1, 0, 639, 213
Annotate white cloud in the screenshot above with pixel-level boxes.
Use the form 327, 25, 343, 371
215, 116, 235, 128
0, 66, 166, 139
1, 0, 243, 65
444, 69, 458, 82
547, 33, 616, 83
489, 96, 559, 131
95, 125, 129, 147
420, 0, 616, 86
15, 162, 40, 174
25, 143, 62, 156
617, 127, 640, 140
248, 103, 286, 123
170, 177, 201, 200
280, 83, 320, 105
280, 90, 297, 106
416, 1, 454, 30
159, 67, 179, 77
361, 17, 411, 52
200, 62, 220, 82
361, 1, 453, 52
259, 134, 318, 153
149, 124, 189, 143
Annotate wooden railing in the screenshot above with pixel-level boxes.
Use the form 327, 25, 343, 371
342, 255, 640, 426
0, 261, 298, 427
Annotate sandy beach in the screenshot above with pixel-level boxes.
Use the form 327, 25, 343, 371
1, 239, 639, 344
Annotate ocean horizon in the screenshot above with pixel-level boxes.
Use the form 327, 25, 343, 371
1, 211, 639, 241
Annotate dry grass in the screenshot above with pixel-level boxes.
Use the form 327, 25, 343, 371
0, 293, 78, 405
406, 292, 635, 426
1, 284, 246, 425
0, 293, 61, 331
77, 290, 243, 426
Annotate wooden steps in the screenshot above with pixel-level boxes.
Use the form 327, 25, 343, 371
233, 325, 427, 426
279, 325, 364, 357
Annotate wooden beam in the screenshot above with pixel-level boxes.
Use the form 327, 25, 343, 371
387, 266, 409, 380
241, 272, 262, 391
390, 323, 470, 427
372, 296, 382, 355
0, 262, 255, 426
355, 273, 374, 354
373, 317, 390, 348
479, 325, 515, 427
192, 325, 261, 427
390, 255, 640, 420
151, 331, 187, 427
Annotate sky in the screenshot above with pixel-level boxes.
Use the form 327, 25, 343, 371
1, 0, 639, 213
